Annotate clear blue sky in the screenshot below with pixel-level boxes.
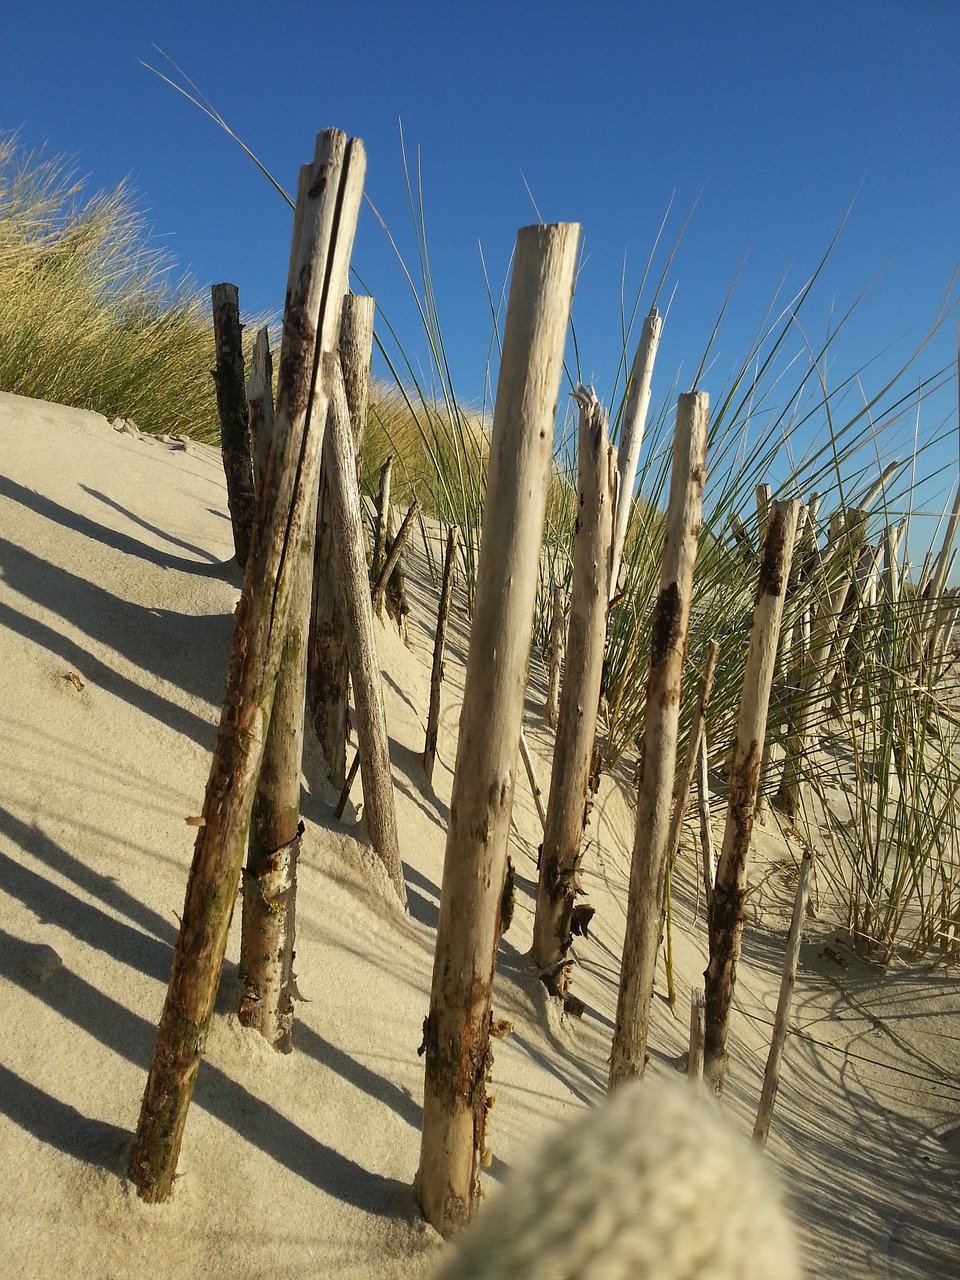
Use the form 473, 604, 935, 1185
3, 1, 958, 548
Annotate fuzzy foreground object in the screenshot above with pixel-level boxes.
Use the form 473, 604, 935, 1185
433, 1078, 801, 1280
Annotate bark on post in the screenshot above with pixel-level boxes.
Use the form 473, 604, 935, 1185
325, 364, 407, 906
212, 282, 257, 567
704, 499, 801, 1094
546, 584, 564, 728
697, 730, 716, 907
533, 388, 617, 973
610, 305, 663, 597
608, 391, 709, 1092
129, 130, 365, 1203
423, 526, 458, 785
753, 847, 813, 1149
415, 222, 579, 1237
307, 293, 376, 791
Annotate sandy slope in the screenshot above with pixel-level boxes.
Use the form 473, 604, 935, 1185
1, 389, 958, 1278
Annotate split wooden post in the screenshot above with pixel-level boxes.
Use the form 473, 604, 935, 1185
308, 293, 376, 791
546, 584, 564, 728
688, 987, 706, 1083
423, 525, 458, 784
753, 847, 813, 1148
608, 391, 709, 1092
325, 363, 407, 906
129, 130, 365, 1203
610, 305, 663, 596
704, 499, 801, 1094
533, 388, 617, 974
415, 223, 579, 1237
212, 282, 257, 567
246, 326, 275, 491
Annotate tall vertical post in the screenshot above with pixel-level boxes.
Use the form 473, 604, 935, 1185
415, 223, 580, 1236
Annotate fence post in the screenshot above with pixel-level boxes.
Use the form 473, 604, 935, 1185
212, 282, 257, 567
608, 391, 709, 1091
415, 223, 580, 1236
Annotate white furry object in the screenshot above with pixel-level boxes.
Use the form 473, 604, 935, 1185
432, 1077, 801, 1280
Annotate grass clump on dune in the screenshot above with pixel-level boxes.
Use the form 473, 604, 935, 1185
0, 133, 222, 442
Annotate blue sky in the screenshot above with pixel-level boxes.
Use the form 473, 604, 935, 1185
3, 1, 958, 550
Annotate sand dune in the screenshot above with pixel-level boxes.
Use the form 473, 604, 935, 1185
1, 389, 958, 1277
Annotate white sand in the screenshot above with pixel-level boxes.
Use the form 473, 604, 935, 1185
1, 388, 958, 1278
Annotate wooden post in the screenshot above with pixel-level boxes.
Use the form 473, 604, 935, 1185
423, 526, 458, 785
546, 584, 564, 728
307, 293, 375, 791
325, 363, 407, 906
666, 639, 720, 873
212, 282, 257, 567
608, 391, 709, 1092
533, 388, 617, 973
372, 498, 420, 615
246, 325, 275, 492
372, 455, 393, 583
610, 305, 663, 596
688, 987, 705, 1083
755, 483, 771, 552
753, 847, 813, 1148
697, 730, 716, 907
704, 500, 801, 1094
415, 223, 580, 1236
129, 130, 365, 1203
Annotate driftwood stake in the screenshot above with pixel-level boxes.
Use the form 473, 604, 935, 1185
753, 847, 813, 1148
308, 293, 376, 791
325, 363, 407, 906
415, 222, 580, 1237
129, 130, 365, 1203
704, 500, 801, 1093
372, 455, 393, 583
697, 729, 716, 908
610, 305, 662, 596
212, 282, 257, 567
688, 987, 706, 1083
246, 325, 275, 492
533, 388, 616, 973
518, 729, 548, 830
608, 391, 709, 1091
372, 498, 420, 615
423, 526, 458, 785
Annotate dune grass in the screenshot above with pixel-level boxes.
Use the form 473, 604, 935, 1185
6, 120, 960, 961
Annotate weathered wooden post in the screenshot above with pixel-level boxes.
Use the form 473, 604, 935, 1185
688, 987, 706, 1083
704, 499, 801, 1093
608, 391, 708, 1091
325, 362, 407, 906
246, 326, 275, 490
212, 282, 257, 567
129, 129, 365, 1202
423, 525, 458, 785
308, 293, 376, 790
532, 387, 616, 975
610, 305, 663, 596
415, 223, 580, 1236
753, 847, 813, 1148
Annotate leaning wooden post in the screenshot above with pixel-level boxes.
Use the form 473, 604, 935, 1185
372, 455, 393, 583
533, 387, 617, 974
325, 363, 407, 906
610, 305, 663, 597
415, 223, 580, 1236
518, 729, 548, 830
372, 497, 420, 614
753, 847, 813, 1148
246, 326, 275, 491
212, 282, 257, 567
308, 293, 376, 790
129, 130, 365, 1203
608, 391, 708, 1092
704, 499, 801, 1094
545, 584, 564, 728
423, 525, 458, 785
697, 729, 716, 907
